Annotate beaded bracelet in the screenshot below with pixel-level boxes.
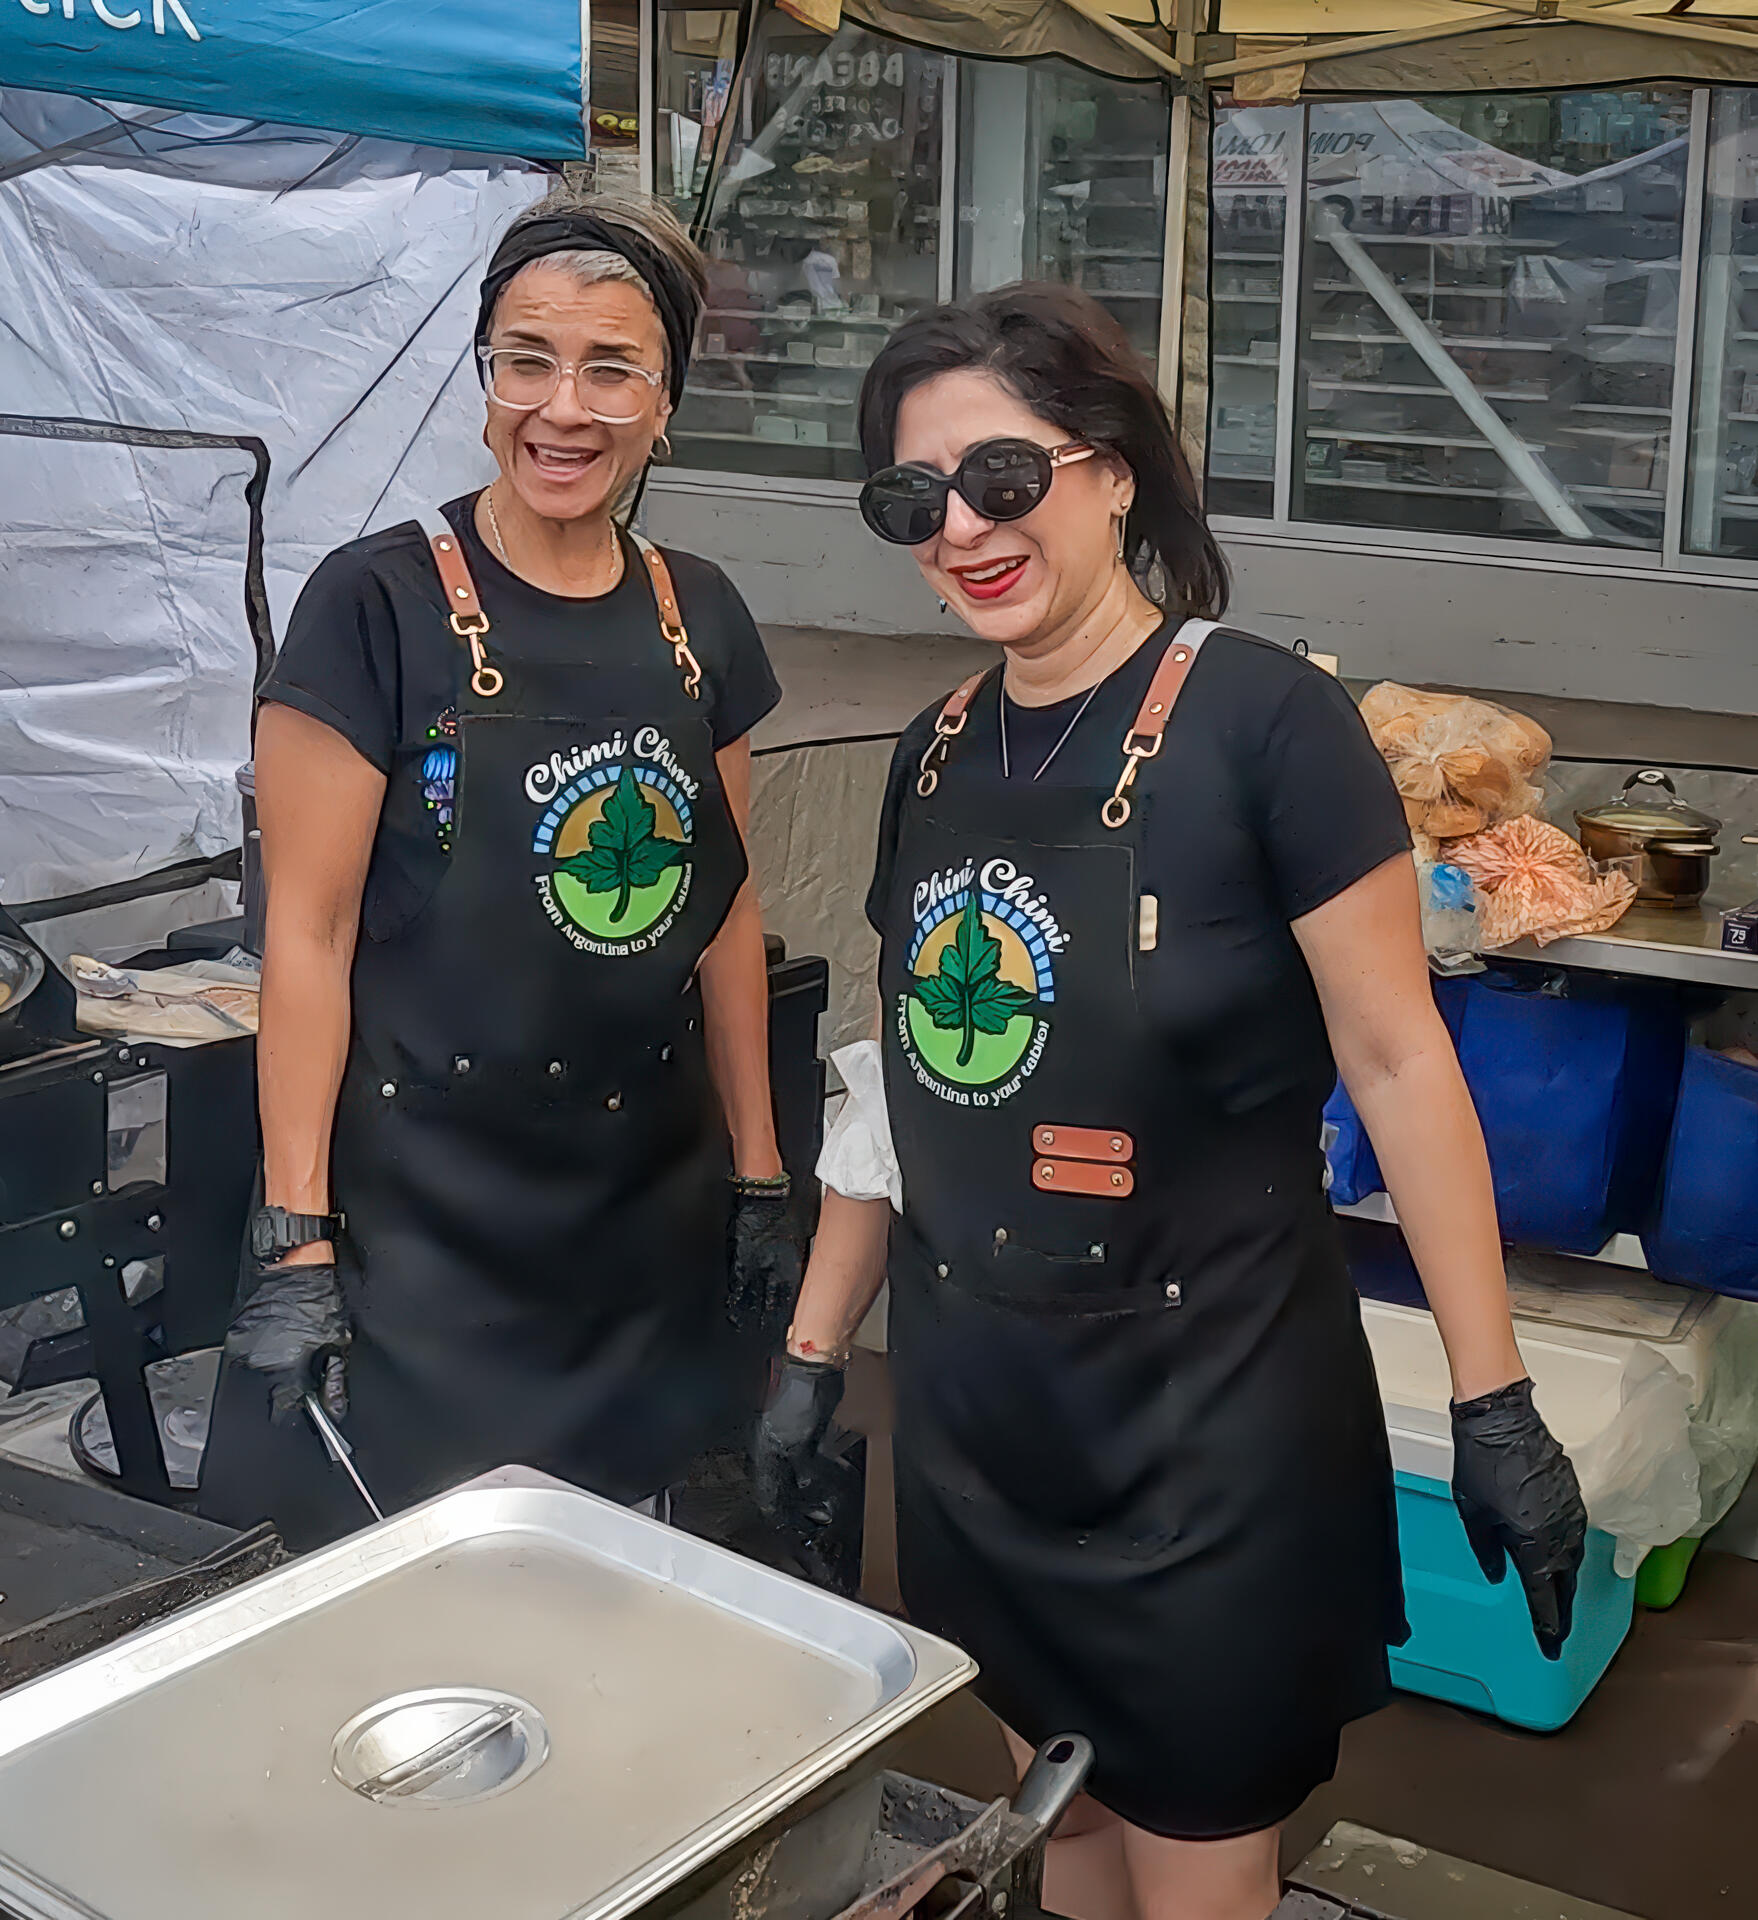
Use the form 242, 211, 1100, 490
730, 1172, 792, 1199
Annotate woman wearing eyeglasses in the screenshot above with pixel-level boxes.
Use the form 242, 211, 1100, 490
200, 190, 796, 1549
761, 286, 1583, 1920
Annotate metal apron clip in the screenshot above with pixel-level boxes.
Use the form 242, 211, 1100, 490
1101, 620, 1219, 830
631, 531, 704, 700
419, 508, 503, 699
919, 670, 990, 797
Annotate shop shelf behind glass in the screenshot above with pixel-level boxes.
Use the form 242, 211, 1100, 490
1285, 90, 1691, 550
671, 21, 949, 482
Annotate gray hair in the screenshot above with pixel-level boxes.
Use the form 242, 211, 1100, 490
497, 184, 707, 385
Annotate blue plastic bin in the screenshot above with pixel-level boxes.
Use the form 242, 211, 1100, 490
1646, 1045, 1758, 1299
1388, 1455, 1635, 1731
1451, 968, 1683, 1254
1322, 1079, 1383, 1205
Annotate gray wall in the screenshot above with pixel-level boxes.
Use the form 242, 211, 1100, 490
1222, 534, 1758, 718
649, 477, 1758, 717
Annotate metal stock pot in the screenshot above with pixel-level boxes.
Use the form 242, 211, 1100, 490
1575, 769, 1722, 910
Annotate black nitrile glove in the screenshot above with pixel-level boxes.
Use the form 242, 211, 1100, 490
727, 1182, 805, 1346
754, 1353, 845, 1523
225, 1260, 351, 1425
1451, 1376, 1586, 1661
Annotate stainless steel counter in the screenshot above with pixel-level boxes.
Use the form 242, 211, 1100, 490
1499, 892, 1758, 989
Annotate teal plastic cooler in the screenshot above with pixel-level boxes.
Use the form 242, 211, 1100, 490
1365, 1297, 1648, 1732
1387, 1450, 1635, 1731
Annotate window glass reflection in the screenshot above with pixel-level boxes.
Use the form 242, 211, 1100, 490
1291, 91, 1690, 549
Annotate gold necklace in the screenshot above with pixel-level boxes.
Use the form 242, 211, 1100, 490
484, 486, 620, 587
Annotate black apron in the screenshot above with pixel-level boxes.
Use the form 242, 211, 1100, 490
880, 631, 1404, 1840
202, 523, 748, 1549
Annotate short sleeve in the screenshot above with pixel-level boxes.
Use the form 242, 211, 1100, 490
676, 559, 781, 750
864, 728, 920, 934
259, 550, 399, 773
1254, 666, 1410, 921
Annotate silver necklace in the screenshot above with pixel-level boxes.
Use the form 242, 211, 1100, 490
999, 682, 1102, 782
484, 487, 619, 584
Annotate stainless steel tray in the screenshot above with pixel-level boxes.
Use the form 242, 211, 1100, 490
0, 1467, 974, 1920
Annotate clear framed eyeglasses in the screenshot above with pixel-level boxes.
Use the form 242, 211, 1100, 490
478, 346, 665, 425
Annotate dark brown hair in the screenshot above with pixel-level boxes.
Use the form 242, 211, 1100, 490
858, 283, 1228, 619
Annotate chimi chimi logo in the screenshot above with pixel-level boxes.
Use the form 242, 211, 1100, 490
15, 0, 201, 41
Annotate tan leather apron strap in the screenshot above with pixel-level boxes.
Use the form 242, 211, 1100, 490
917, 670, 991, 798
630, 530, 703, 700
417, 506, 502, 700
1101, 618, 1220, 830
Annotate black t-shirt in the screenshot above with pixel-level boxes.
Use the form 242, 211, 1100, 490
867, 623, 1410, 1116
261, 495, 781, 939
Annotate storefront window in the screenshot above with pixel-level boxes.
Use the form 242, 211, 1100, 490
956, 62, 1171, 361
653, 3, 741, 220
670, 13, 949, 481
1292, 91, 1692, 548
1686, 89, 1758, 559
1207, 103, 1296, 517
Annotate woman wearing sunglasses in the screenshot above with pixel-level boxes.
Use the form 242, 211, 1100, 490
201, 190, 797, 1548
763, 286, 1583, 1920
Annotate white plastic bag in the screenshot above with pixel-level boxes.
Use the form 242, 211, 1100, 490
1573, 1302, 1758, 1576
815, 1040, 902, 1211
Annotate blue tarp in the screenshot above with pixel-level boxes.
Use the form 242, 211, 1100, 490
0, 0, 585, 157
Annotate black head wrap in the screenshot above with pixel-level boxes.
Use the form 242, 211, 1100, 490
474, 212, 700, 408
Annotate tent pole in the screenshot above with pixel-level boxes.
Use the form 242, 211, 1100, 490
1057, 0, 1182, 75
1551, 4, 1758, 54
1159, 90, 1193, 407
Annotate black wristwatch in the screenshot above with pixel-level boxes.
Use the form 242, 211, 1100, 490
250, 1205, 345, 1263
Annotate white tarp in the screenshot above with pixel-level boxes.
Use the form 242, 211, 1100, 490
0, 93, 539, 943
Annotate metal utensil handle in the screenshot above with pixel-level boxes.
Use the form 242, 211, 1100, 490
359, 1706, 522, 1801
304, 1392, 384, 1521
1009, 1734, 1094, 1841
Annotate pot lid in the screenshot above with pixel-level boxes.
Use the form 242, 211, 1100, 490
1576, 769, 1721, 841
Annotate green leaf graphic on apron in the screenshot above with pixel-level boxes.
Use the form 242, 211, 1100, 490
556, 766, 685, 923
913, 893, 1037, 1068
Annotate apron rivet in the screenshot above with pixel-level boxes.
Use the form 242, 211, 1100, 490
936, 1264, 949, 1279
1110, 1171, 1124, 1188
453, 1056, 472, 1075
547, 1060, 564, 1077
607, 1092, 623, 1111
1038, 1129, 1054, 1147
379, 1081, 397, 1099
1110, 1137, 1124, 1152
993, 1227, 1008, 1245
1165, 1282, 1182, 1304
1041, 1164, 1056, 1180
1089, 1244, 1104, 1258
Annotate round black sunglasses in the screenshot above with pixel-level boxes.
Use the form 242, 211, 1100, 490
860, 438, 1094, 546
